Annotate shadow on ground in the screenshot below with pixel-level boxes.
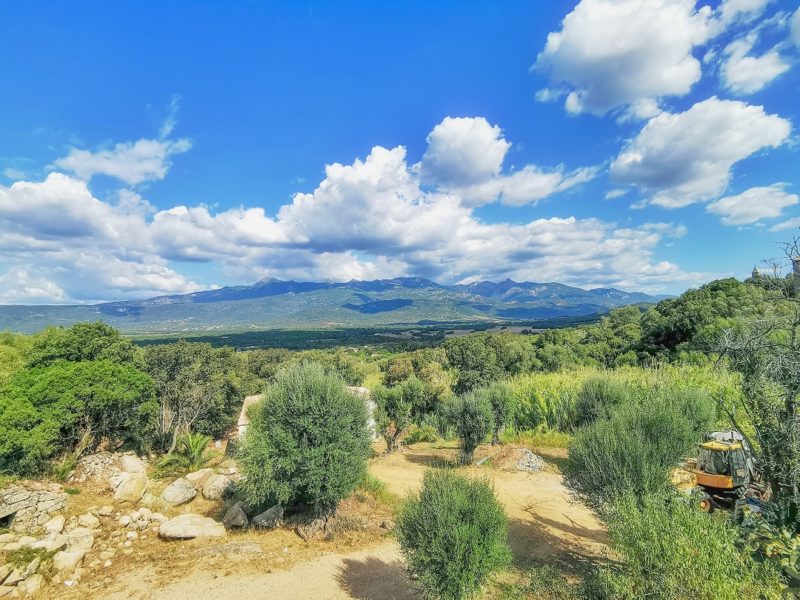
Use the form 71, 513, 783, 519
508, 515, 607, 576
337, 556, 418, 599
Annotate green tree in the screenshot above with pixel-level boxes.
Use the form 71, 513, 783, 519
479, 382, 516, 445
26, 322, 138, 368
238, 362, 370, 517
444, 332, 532, 393
0, 360, 157, 474
397, 470, 511, 600
373, 384, 413, 453
142, 341, 244, 452
573, 376, 631, 427
450, 392, 494, 465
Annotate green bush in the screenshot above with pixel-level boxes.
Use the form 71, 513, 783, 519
479, 382, 516, 444
564, 392, 713, 510
238, 362, 370, 516
397, 470, 511, 600
373, 384, 413, 453
591, 493, 784, 599
0, 360, 157, 474
573, 376, 630, 427
405, 422, 440, 445
449, 392, 494, 465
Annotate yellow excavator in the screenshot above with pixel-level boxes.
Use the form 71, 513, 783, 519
688, 431, 767, 521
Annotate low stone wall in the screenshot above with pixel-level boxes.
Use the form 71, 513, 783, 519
0, 483, 67, 533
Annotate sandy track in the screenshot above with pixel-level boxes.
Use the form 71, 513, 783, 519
93, 444, 604, 599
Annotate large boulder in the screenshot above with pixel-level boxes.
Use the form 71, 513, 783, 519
18, 573, 45, 596
252, 505, 283, 529
64, 527, 94, 553
162, 478, 197, 506
53, 549, 86, 572
43, 514, 65, 535
120, 454, 146, 474
201, 475, 234, 501
184, 468, 214, 490
78, 513, 100, 529
113, 472, 148, 504
222, 502, 249, 530
158, 514, 226, 539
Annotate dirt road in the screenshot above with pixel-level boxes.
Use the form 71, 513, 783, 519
93, 444, 604, 599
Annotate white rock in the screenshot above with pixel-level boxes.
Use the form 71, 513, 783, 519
103, 560, 112, 568
31, 535, 67, 552
2, 568, 23, 586
158, 514, 226, 539
17, 536, 36, 546
184, 468, 214, 490
18, 573, 45, 596
44, 514, 66, 535
150, 512, 168, 523
120, 455, 146, 474
162, 478, 197, 506
78, 513, 100, 529
137, 507, 152, 520
0, 534, 17, 544
98, 506, 113, 517
126, 531, 138, 541
113, 472, 148, 504
118, 515, 131, 527
0, 564, 12, 582
201, 474, 234, 501
65, 527, 94, 553
53, 549, 86, 572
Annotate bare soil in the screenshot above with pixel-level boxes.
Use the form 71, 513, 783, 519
59, 443, 605, 599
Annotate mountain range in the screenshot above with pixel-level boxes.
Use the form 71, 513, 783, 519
0, 277, 668, 335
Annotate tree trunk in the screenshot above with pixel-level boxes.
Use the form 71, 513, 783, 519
459, 447, 474, 465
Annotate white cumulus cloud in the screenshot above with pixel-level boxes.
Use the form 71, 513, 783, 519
707, 184, 799, 225
610, 97, 791, 208
721, 34, 790, 94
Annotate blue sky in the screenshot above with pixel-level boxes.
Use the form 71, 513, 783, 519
1, 0, 799, 303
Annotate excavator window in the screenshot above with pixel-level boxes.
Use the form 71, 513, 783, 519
698, 447, 730, 475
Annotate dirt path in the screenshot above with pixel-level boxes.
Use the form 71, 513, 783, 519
88, 444, 604, 599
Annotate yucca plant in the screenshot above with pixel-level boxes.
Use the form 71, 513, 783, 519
157, 432, 219, 474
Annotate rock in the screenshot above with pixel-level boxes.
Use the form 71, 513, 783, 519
98, 506, 113, 517
0, 586, 13, 597
184, 468, 214, 490
222, 503, 249, 530
113, 472, 147, 504
78, 513, 100, 529
19, 573, 45, 596
118, 515, 131, 527
0, 534, 17, 544
136, 520, 149, 530
158, 514, 226, 539
126, 531, 138, 541
53, 548, 86, 573
30, 536, 66, 552
119, 455, 146, 474
17, 536, 36, 547
99, 551, 114, 560
2, 569, 23, 587
65, 527, 94, 553
103, 560, 112, 568
201, 475, 234, 501
0, 564, 12, 583
23, 557, 40, 578
43, 515, 65, 535
138, 507, 152, 521
380, 519, 394, 530
150, 512, 168, 523
162, 478, 196, 506
252, 505, 283, 529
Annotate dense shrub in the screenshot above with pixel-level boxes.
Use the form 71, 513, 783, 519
0, 360, 157, 474
573, 376, 630, 427
449, 392, 494, 465
373, 384, 413, 453
591, 493, 784, 599
397, 470, 511, 600
156, 432, 218, 475
564, 392, 714, 510
444, 332, 533, 393
238, 362, 370, 516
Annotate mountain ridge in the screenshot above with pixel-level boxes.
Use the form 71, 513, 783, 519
0, 277, 669, 334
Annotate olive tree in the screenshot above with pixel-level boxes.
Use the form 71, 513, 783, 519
238, 362, 370, 517
450, 392, 494, 465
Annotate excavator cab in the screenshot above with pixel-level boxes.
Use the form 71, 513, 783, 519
691, 431, 760, 516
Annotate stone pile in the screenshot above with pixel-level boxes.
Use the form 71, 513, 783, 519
0, 483, 67, 534
161, 468, 235, 506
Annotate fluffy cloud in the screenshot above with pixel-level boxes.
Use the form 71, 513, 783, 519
54, 137, 191, 185
610, 97, 791, 208
721, 35, 790, 94
535, 0, 713, 116
416, 116, 596, 207
707, 184, 799, 225
417, 117, 510, 186
792, 8, 800, 46
0, 116, 707, 303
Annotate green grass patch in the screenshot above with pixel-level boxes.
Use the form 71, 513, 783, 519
5, 546, 56, 569
503, 429, 571, 450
